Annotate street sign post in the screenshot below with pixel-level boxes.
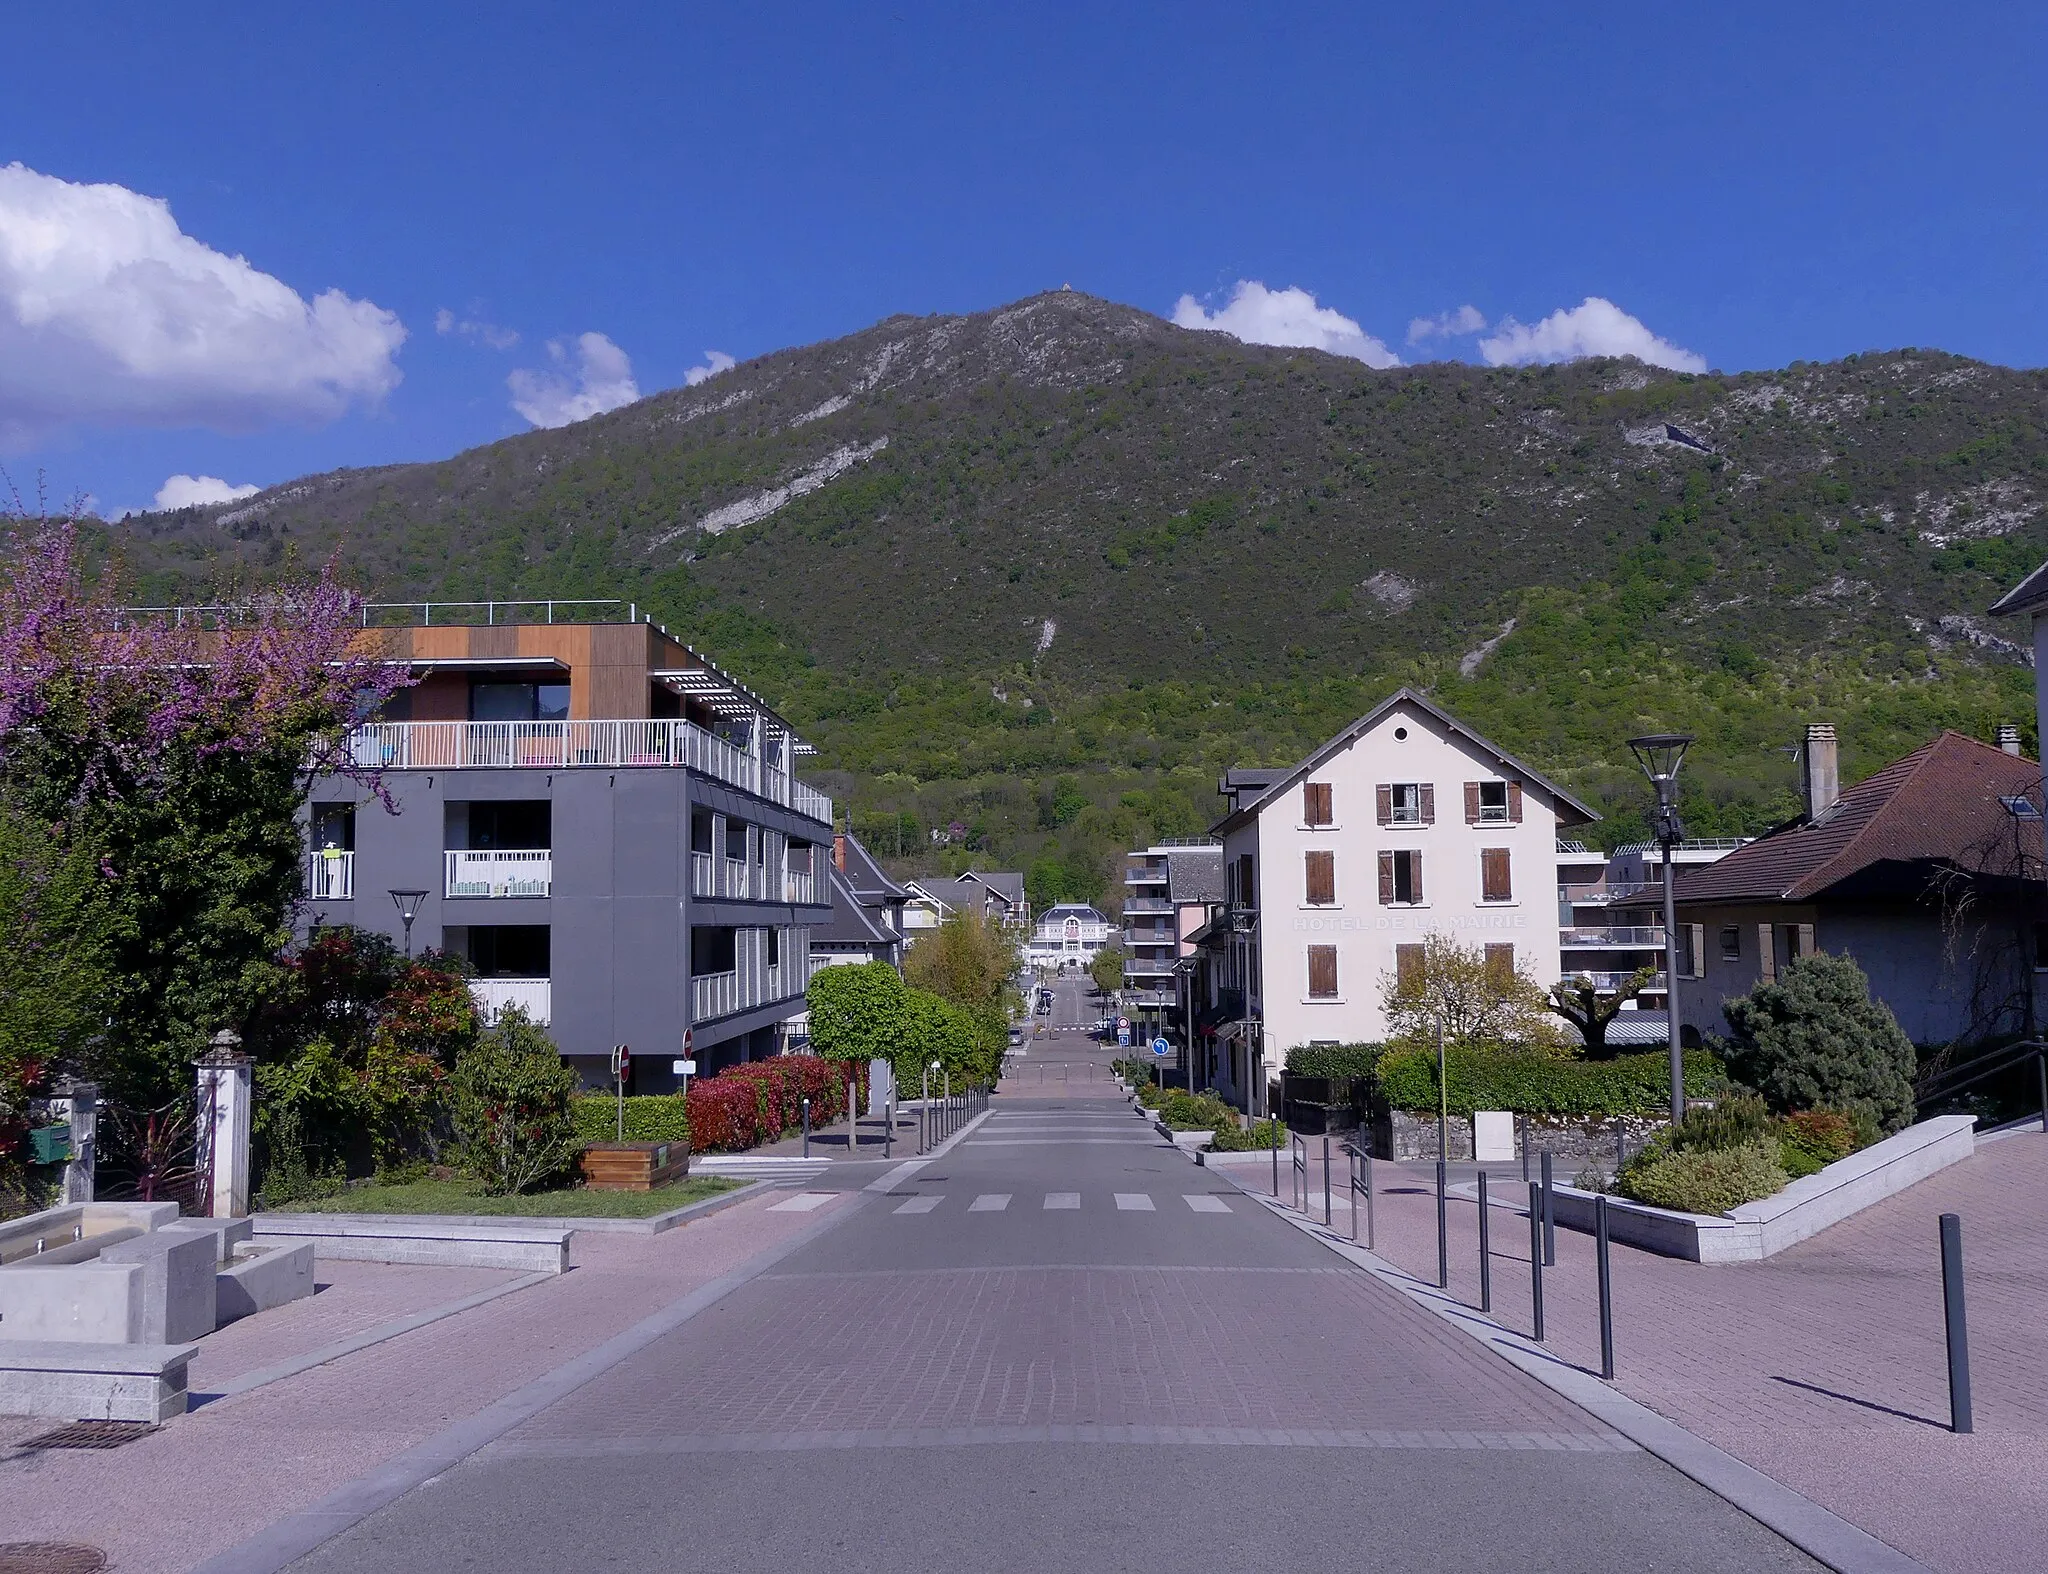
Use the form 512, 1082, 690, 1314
1151, 1037, 1170, 1058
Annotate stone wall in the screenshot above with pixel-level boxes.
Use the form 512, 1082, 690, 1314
1374, 1109, 1670, 1171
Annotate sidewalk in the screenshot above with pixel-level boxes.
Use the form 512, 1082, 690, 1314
1332, 1130, 2048, 1574
0, 1186, 856, 1572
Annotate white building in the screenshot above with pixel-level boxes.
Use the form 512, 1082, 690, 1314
1026, 903, 1115, 971
1203, 689, 1597, 1110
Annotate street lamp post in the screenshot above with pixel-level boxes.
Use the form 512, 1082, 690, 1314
388, 888, 429, 959
1627, 733, 1694, 1128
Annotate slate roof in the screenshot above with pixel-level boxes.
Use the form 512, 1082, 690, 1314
835, 831, 907, 901
814, 863, 899, 948
1988, 558, 2048, 619
1165, 845, 1225, 904
911, 871, 1025, 915
1211, 687, 1600, 835
1675, 731, 2044, 905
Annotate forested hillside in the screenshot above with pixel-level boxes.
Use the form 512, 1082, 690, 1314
102, 292, 2048, 908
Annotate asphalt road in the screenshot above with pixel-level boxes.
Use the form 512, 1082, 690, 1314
287, 976, 1820, 1573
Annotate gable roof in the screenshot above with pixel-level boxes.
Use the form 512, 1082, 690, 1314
1988, 558, 2048, 619
906, 872, 1025, 914
1210, 687, 1601, 835
1165, 845, 1226, 904
815, 863, 900, 948
835, 831, 907, 901
1676, 731, 2043, 905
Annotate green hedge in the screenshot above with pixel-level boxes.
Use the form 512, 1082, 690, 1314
569, 1094, 691, 1146
1375, 1047, 1727, 1118
1284, 1043, 1383, 1079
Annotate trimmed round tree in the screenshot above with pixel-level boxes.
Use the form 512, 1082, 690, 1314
1719, 952, 1916, 1134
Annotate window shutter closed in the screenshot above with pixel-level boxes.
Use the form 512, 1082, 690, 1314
1688, 923, 1706, 979
1464, 782, 1481, 824
1378, 851, 1395, 905
1796, 923, 1815, 960
1481, 848, 1512, 902
1305, 850, 1335, 905
1484, 942, 1515, 978
1395, 943, 1425, 991
1507, 781, 1524, 823
1419, 784, 1436, 825
1757, 924, 1776, 982
1376, 785, 1393, 826
1308, 945, 1338, 999
1304, 782, 1333, 825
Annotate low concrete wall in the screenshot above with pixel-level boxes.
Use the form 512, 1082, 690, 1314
0, 1201, 180, 1266
1545, 1114, 1979, 1263
252, 1216, 572, 1274
216, 1241, 315, 1325
99, 1229, 217, 1343
0, 1340, 198, 1422
0, 1262, 143, 1342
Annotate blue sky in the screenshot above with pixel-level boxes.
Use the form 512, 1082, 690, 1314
3, 2, 2044, 517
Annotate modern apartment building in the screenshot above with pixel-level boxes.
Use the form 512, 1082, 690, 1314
1555, 837, 1746, 1039
1198, 689, 1597, 1113
302, 601, 835, 1089
1121, 841, 1225, 1040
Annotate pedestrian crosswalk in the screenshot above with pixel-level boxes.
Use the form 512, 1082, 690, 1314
892, 1192, 1233, 1216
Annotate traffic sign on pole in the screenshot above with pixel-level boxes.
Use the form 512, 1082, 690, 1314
1151, 1037, 1171, 1058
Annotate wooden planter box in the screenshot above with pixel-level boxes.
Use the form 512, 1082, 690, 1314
579, 1141, 689, 1191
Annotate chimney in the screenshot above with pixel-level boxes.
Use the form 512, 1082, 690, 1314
834, 831, 847, 872
1999, 724, 2023, 756
1801, 723, 1840, 822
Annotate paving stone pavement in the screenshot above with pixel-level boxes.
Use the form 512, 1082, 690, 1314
1348, 1128, 2048, 1574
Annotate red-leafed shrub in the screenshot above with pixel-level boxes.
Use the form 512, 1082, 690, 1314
686, 1078, 763, 1152
682, 1055, 867, 1153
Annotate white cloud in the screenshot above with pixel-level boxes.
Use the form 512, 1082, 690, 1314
683, 349, 736, 387
1407, 304, 1487, 345
435, 306, 519, 350
1170, 281, 1399, 369
507, 332, 641, 428
1478, 297, 1706, 373
153, 473, 261, 510
0, 162, 406, 445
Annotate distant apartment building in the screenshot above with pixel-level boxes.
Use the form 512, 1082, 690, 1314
1121, 841, 1225, 1040
1026, 904, 1115, 971
303, 601, 835, 1088
1197, 690, 1597, 1114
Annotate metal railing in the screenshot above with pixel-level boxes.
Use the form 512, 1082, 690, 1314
308, 849, 354, 900
359, 598, 629, 627
468, 977, 551, 1024
1122, 898, 1175, 915
1557, 882, 1665, 906
340, 718, 832, 825
444, 848, 551, 898
1562, 969, 1668, 990
918, 1087, 988, 1152
692, 970, 738, 1021
1916, 1040, 2048, 1131
1559, 926, 1666, 947
691, 851, 716, 897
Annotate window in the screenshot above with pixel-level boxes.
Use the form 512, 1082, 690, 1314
1377, 848, 1423, 905
691, 925, 738, 974
766, 927, 781, 968
1235, 853, 1256, 908
1463, 780, 1525, 825
1480, 848, 1513, 903
1719, 925, 1742, 961
469, 681, 570, 722
462, 924, 550, 978
1304, 850, 1336, 906
691, 810, 714, 855
1378, 782, 1435, 826
725, 820, 748, 861
1483, 942, 1515, 979
457, 800, 550, 850
312, 803, 355, 853
1307, 945, 1339, 999
1303, 782, 1334, 825
1395, 943, 1425, 991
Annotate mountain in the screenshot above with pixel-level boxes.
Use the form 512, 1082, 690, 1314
105, 291, 2048, 897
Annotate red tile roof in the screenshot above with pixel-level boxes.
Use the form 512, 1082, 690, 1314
1675, 732, 2044, 905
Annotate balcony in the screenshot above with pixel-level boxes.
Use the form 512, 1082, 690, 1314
1559, 926, 1666, 948
308, 849, 354, 900
1124, 865, 1169, 886
690, 962, 802, 1024
1123, 897, 1174, 915
1123, 958, 1177, 979
469, 977, 551, 1025
690, 853, 821, 905
343, 719, 832, 826
445, 849, 552, 898
1560, 970, 1667, 992
1558, 882, 1665, 907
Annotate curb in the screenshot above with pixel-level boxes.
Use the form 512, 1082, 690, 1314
1210, 1168, 1935, 1574
257, 1179, 774, 1239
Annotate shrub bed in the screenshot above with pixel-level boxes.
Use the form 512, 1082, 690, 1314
1209, 1117, 1287, 1151
1375, 1046, 1726, 1118
1284, 1043, 1383, 1080
682, 1055, 862, 1153
1617, 1138, 1789, 1214
569, 1094, 690, 1147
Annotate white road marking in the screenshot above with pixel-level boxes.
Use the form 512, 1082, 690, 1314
1043, 1192, 1080, 1210
769, 1192, 835, 1213
893, 1195, 942, 1214
968, 1194, 1012, 1212
1114, 1193, 1155, 1212
1184, 1194, 1232, 1213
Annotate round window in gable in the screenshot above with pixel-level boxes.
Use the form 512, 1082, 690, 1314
1394, 726, 1409, 740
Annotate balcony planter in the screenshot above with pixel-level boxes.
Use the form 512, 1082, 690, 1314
579, 1141, 689, 1191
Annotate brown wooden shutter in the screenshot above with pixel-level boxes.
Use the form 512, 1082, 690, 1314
1507, 781, 1524, 823
1304, 782, 1332, 825
1376, 784, 1393, 826
1410, 849, 1424, 904
1757, 924, 1776, 982
1795, 922, 1815, 960
1308, 945, 1338, 999
1484, 942, 1515, 979
1463, 782, 1481, 824
1481, 848, 1512, 902
1688, 924, 1706, 979
1305, 850, 1335, 905
1377, 851, 1395, 905
1419, 783, 1436, 825
1396, 943, 1425, 991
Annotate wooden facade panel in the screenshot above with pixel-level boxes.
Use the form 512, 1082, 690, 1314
410, 672, 469, 721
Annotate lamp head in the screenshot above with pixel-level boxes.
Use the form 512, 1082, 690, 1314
1626, 733, 1693, 784
388, 888, 429, 924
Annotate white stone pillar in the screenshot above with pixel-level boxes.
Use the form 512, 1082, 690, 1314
194, 1029, 254, 1218
47, 1078, 98, 1204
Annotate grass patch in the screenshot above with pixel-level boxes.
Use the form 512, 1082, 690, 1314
279, 1175, 741, 1218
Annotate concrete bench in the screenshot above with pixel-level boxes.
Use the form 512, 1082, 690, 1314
252, 1215, 571, 1274
217, 1241, 316, 1324
0, 1340, 198, 1422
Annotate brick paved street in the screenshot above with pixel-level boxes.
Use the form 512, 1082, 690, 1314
1345, 1128, 2048, 1574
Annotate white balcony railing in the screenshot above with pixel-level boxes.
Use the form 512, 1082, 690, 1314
692, 970, 738, 1022
785, 869, 817, 904
343, 718, 832, 826
469, 977, 551, 1025
722, 857, 752, 899
690, 855, 821, 905
691, 851, 716, 897
445, 849, 552, 898
1560, 926, 1666, 947
308, 849, 354, 900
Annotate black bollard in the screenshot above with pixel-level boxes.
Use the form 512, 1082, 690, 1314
802, 1096, 810, 1160
1436, 1158, 1449, 1290
1478, 1170, 1492, 1313
1540, 1150, 1556, 1267
1528, 1181, 1545, 1343
1596, 1193, 1615, 1379
1941, 1212, 1973, 1433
